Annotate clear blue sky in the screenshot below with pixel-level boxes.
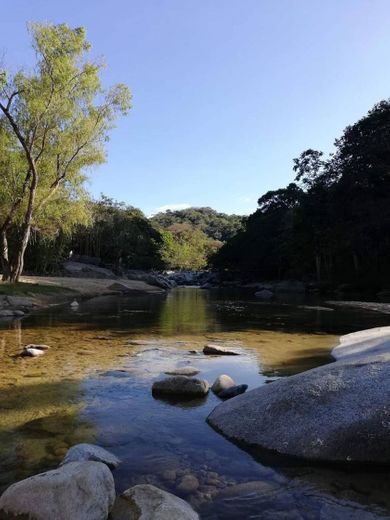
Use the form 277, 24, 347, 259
2, 1, 390, 215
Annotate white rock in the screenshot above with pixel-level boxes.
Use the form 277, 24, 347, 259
60, 443, 120, 469
0, 461, 115, 520
23, 347, 45, 357
211, 374, 235, 395
332, 326, 390, 361
70, 299, 79, 308
110, 484, 199, 520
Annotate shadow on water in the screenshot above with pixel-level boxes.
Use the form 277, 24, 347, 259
0, 288, 390, 517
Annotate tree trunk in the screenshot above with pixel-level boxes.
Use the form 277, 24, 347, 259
0, 231, 11, 282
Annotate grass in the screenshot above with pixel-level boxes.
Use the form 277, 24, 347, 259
0, 281, 75, 296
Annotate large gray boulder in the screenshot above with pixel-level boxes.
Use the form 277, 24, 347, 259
110, 484, 199, 520
60, 443, 120, 469
0, 461, 115, 520
208, 336, 390, 463
332, 326, 390, 361
63, 261, 116, 279
152, 376, 209, 398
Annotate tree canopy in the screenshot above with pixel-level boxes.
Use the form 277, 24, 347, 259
215, 100, 390, 288
0, 22, 131, 281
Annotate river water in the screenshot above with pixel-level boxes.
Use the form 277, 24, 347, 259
0, 287, 389, 518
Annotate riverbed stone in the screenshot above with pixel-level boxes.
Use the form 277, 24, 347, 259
60, 443, 120, 469
203, 344, 239, 356
177, 474, 200, 494
208, 342, 390, 463
152, 376, 209, 398
219, 384, 248, 399
110, 484, 199, 520
22, 347, 46, 357
0, 309, 24, 318
0, 461, 115, 520
211, 374, 235, 394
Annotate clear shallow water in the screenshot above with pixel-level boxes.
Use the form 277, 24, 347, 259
0, 288, 390, 518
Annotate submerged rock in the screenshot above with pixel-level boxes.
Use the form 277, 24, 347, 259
165, 367, 200, 376
22, 347, 45, 357
219, 384, 248, 399
208, 336, 390, 463
110, 484, 199, 520
60, 443, 120, 469
0, 461, 115, 520
152, 376, 209, 398
254, 289, 273, 301
211, 374, 235, 395
176, 474, 200, 494
203, 344, 239, 356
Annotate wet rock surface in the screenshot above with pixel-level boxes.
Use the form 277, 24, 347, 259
211, 374, 235, 394
203, 344, 240, 356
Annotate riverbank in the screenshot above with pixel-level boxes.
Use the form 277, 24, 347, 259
0, 275, 166, 318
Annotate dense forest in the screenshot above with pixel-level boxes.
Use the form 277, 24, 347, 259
214, 100, 390, 289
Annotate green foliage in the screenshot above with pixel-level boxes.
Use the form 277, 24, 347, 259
215, 100, 390, 286
151, 207, 243, 241
159, 223, 222, 270
0, 22, 131, 280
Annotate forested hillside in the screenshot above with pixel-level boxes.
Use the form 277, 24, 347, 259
151, 207, 243, 241
214, 100, 390, 288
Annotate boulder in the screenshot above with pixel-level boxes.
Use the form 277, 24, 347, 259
211, 375, 235, 395
152, 376, 209, 398
203, 344, 239, 356
218, 384, 248, 399
0, 461, 115, 520
254, 289, 273, 300
110, 484, 199, 520
165, 367, 200, 376
208, 344, 390, 463
63, 261, 116, 279
6, 296, 35, 308
60, 443, 120, 469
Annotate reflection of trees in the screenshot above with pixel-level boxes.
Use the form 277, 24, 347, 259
158, 289, 218, 335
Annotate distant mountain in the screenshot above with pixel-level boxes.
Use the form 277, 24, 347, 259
150, 207, 244, 242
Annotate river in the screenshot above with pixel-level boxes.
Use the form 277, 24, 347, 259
0, 287, 389, 518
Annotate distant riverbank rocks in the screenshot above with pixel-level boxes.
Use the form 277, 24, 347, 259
0, 461, 116, 520
203, 344, 240, 356
110, 484, 199, 520
60, 443, 120, 469
152, 376, 210, 398
208, 326, 390, 464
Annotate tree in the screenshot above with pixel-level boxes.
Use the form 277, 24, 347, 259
0, 23, 131, 281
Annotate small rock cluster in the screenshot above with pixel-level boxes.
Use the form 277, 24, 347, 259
0, 443, 199, 520
0, 295, 36, 319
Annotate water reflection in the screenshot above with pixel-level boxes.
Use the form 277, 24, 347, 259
0, 288, 389, 517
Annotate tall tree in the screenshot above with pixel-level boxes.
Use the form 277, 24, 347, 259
0, 23, 131, 281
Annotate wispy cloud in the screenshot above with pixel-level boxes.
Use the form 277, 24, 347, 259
149, 203, 191, 217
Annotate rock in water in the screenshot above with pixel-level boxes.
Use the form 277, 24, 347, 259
203, 344, 239, 356
211, 374, 235, 394
0, 461, 115, 520
208, 349, 390, 464
110, 484, 199, 520
70, 299, 79, 309
152, 376, 209, 398
22, 347, 45, 357
60, 443, 120, 469
218, 384, 248, 399
165, 367, 200, 376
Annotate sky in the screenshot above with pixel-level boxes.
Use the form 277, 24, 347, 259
2, 1, 390, 216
